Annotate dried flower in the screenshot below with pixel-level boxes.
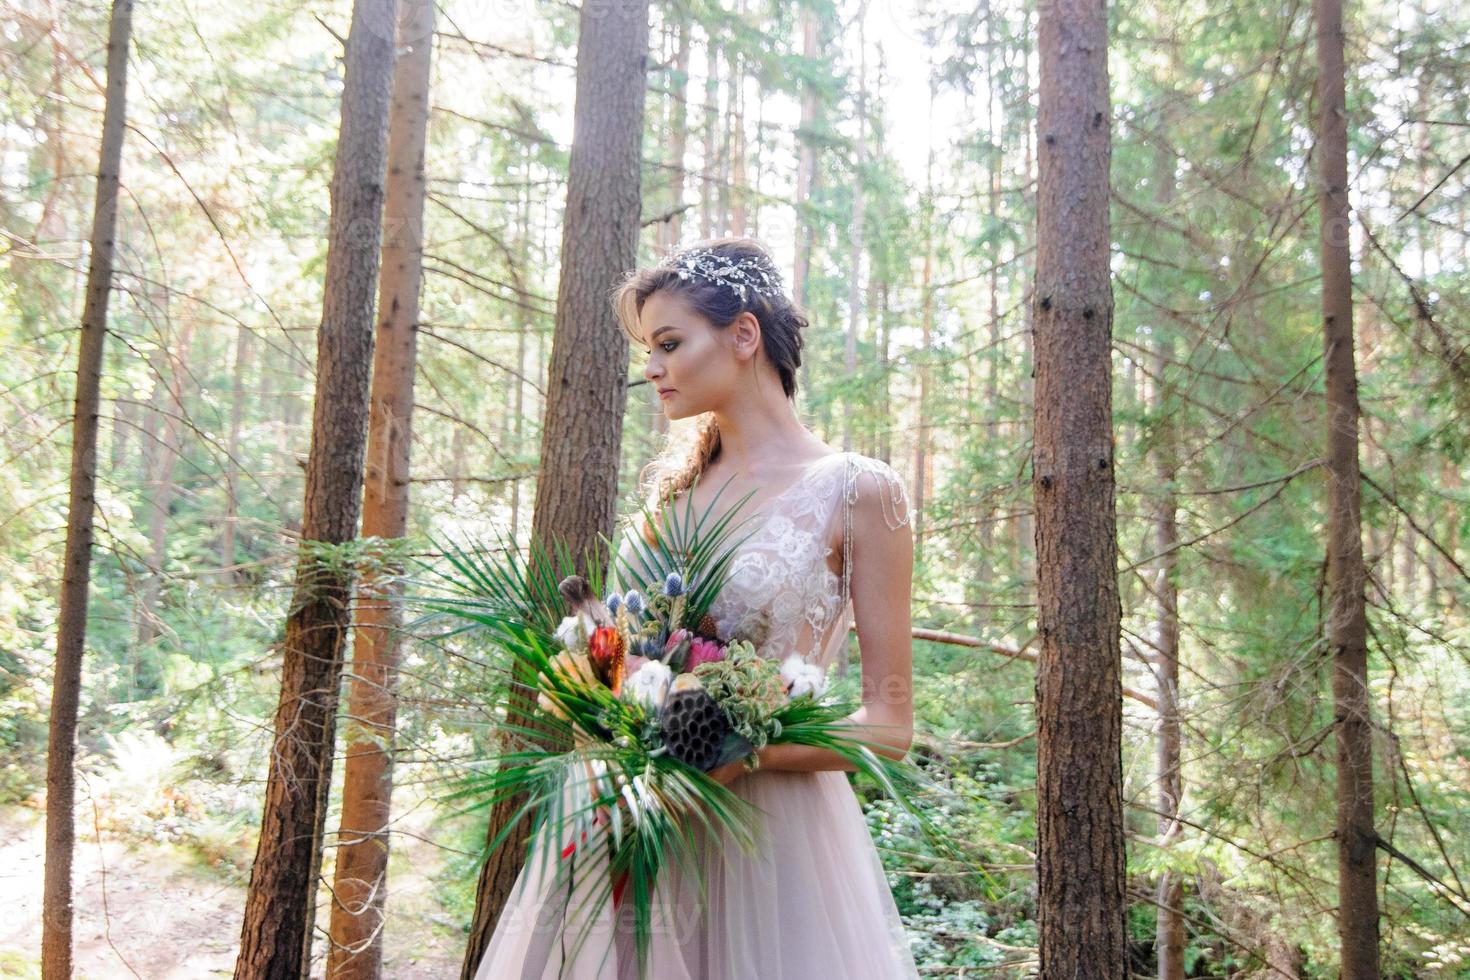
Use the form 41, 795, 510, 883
605, 592, 623, 617
624, 590, 645, 617
662, 572, 684, 596
622, 659, 673, 711
780, 654, 828, 700
588, 625, 626, 694
554, 611, 596, 651
685, 635, 726, 671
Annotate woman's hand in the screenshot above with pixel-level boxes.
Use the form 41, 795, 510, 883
706, 758, 751, 787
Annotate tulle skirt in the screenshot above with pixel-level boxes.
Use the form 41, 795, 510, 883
473, 767, 920, 980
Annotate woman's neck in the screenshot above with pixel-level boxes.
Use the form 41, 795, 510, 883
709, 396, 826, 473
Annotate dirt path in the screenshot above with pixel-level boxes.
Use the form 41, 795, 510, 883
0, 804, 464, 979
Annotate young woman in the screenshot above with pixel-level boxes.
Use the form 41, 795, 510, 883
475, 237, 920, 979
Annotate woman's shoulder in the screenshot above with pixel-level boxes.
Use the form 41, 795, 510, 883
836, 452, 912, 531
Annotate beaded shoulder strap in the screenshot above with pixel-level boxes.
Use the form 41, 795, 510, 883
839, 453, 913, 615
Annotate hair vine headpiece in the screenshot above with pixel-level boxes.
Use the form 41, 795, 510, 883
656, 247, 786, 303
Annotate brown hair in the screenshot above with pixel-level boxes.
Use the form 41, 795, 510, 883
612, 236, 808, 524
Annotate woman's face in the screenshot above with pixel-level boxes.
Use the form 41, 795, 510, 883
638, 289, 755, 421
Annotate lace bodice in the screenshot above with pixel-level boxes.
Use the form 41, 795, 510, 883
619, 451, 912, 670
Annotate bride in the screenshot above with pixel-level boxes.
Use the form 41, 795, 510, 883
474, 236, 920, 979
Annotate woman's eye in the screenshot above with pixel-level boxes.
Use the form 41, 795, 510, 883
659, 341, 678, 353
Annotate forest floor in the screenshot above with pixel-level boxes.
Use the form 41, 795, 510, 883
0, 802, 465, 979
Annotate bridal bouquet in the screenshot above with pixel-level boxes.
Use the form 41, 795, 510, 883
421, 480, 934, 975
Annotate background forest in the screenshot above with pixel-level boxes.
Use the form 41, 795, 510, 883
2, 0, 1469, 976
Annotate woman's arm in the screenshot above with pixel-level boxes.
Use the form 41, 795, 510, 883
713, 464, 915, 784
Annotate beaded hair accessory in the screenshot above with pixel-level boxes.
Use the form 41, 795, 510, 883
656, 247, 786, 303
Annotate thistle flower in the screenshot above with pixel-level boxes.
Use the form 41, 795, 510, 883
624, 590, 645, 617
780, 654, 828, 700
605, 592, 623, 617
662, 572, 684, 597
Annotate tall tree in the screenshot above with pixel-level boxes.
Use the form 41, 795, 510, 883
460, 0, 650, 973
843, 0, 869, 454
233, 0, 399, 974
138, 310, 194, 653
42, 1, 134, 976
324, 1, 433, 976
1031, 0, 1127, 974
221, 322, 254, 579
1314, 0, 1380, 971
1150, 92, 1186, 980
790, 6, 820, 315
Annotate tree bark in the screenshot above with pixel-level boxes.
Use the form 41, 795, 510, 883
1031, 0, 1127, 974
791, 6, 819, 310
222, 322, 253, 579
138, 311, 194, 655
42, 2, 133, 976
1313, 0, 1380, 972
324, 3, 432, 977
1152, 337, 1185, 980
1151, 92, 1186, 980
843, 0, 869, 455
459, 1, 648, 974
233, 0, 398, 975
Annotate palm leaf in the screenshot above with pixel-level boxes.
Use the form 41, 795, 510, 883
613, 470, 761, 630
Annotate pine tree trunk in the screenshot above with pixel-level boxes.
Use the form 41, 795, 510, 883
222, 322, 253, 579
791, 6, 819, 311
42, 2, 133, 976
728, 3, 747, 236
138, 312, 194, 656
843, 1, 868, 454
1152, 339, 1185, 980
914, 108, 935, 567
1032, 0, 1127, 973
233, 0, 397, 975
459, 2, 648, 974
700, 33, 718, 240
324, 3, 432, 976
1313, 0, 1380, 971
1151, 95, 1186, 980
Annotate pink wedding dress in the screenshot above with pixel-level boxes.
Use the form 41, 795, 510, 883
473, 451, 920, 980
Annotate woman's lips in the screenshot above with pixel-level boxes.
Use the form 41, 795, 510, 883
657, 388, 675, 399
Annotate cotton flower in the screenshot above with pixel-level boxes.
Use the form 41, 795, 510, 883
780, 654, 828, 700
555, 611, 596, 650
622, 659, 673, 711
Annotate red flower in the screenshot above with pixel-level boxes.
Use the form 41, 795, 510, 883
588, 625, 626, 694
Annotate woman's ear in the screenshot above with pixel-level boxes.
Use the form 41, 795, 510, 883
730, 311, 762, 360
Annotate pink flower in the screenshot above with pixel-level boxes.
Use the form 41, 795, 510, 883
685, 636, 726, 671
664, 628, 692, 656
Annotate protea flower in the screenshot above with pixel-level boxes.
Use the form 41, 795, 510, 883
685, 635, 726, 671
588, 625, 626, 694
